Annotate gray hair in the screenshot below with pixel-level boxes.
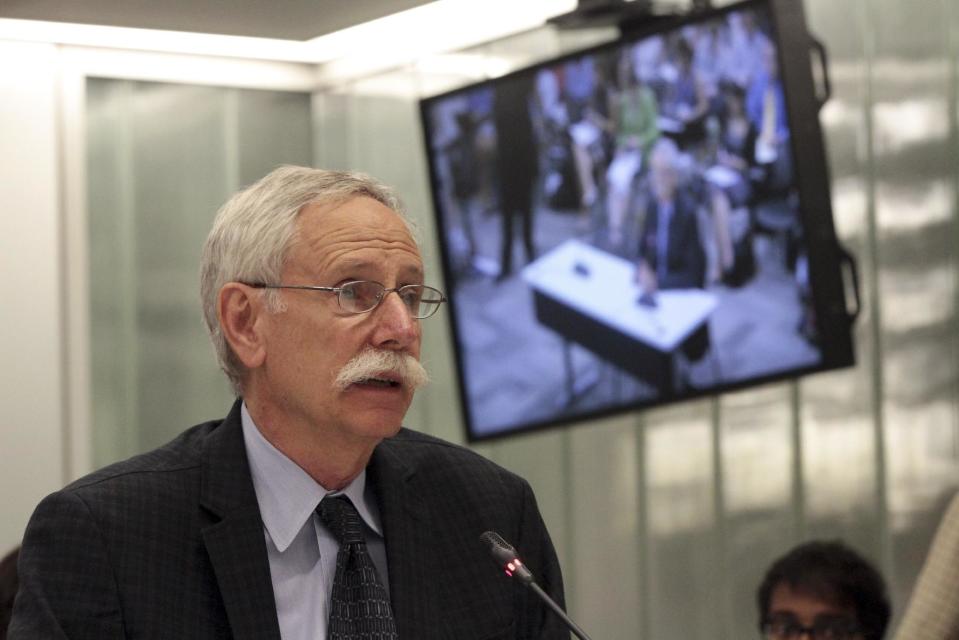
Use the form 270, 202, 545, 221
199, 165, 411, 394
650, 136, 680, 169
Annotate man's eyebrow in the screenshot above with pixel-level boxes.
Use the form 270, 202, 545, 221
329, 258, 376, 272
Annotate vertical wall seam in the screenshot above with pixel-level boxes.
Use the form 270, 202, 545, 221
561, 429, 577, 617
709, 398, 730, 640
945, 0, 959, 456
53, 45, 72, 486
790, 382, 805, 540
635, 413, 650, 640
859, 0, 893, 585
223, 88, 240, 193
116, 81, 141, 459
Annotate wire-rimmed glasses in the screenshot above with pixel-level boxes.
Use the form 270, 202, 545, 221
761, 617, 863, 640
246, 280, 447, 319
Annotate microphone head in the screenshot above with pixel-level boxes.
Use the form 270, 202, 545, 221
480, 530, 514, 553
480, 531, 516, 565
480, 530, 534, 584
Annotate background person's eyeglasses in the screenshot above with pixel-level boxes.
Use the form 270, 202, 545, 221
246, 280, 447, 319
761, 618, 863, 640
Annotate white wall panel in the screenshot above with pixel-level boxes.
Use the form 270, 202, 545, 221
0, 40, 65, 552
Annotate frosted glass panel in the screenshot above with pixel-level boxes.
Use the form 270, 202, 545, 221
645, 403, 717, 640
87, 79, 312, 467
867, 0, 959, 610
568, 416, 643, 636
718, 386, 796, 639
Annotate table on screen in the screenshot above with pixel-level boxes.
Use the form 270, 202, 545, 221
522, 239, 718, 399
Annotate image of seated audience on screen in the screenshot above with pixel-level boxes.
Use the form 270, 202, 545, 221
422, 2, 838, 440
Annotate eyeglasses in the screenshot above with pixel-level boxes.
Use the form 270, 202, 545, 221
246, 280, 447, 319
761, 617, 863, 640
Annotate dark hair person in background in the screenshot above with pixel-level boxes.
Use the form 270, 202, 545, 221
10, 167, 566, 639
757, 540, 891, 640
0, 547, 18, 640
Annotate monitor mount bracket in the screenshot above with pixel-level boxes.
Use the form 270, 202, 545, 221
548, 0, 714, 38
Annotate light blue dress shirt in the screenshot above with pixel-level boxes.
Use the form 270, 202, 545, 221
240, 403, 390, 640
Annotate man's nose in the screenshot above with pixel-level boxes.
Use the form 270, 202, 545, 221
380, 289, 419, 321
372, 290, 419, 347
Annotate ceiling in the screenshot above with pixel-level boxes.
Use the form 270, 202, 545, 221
0, 0, 437, 41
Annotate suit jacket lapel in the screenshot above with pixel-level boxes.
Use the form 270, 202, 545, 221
368, 436, 441, 640
199, 400, 282, 640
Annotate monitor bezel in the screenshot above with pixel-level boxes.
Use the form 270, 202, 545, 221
418, 0, 854, 443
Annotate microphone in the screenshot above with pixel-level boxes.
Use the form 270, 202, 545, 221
479, 531, 594, 640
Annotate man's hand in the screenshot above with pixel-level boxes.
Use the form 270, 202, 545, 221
635, 259, 658, 295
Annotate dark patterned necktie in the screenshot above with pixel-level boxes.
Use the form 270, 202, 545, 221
317, 495, 398, 640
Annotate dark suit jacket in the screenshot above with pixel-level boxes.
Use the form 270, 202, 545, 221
639, 192, 706, 290
10, 401, 568, 639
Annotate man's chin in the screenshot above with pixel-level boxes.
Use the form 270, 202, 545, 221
342, 404, 408, 436
350, 420, 404, 442
337, 384, 413, 434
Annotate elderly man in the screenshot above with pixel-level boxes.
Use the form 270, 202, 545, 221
11, 167, 567, 639
635, 137, 706, 296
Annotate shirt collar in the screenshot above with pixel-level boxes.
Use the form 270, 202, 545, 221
240, 402, 383, 552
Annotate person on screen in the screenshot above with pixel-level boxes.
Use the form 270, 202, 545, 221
564, 56, 606, 217
757, 540, 890, 640
11, 167, 567, 639
434, 101, 482, 275
605, 50, 660, 248
658, 37, 710, 148
493, 73, 540, 281
636, 137, 706, 295
747, 37, 792, 192
705, 82, 758, 286
724, 10, 771, 90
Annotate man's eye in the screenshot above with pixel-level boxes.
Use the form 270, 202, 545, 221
400, 288, 423, 304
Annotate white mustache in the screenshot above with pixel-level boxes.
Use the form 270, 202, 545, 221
333, 348, 430, 391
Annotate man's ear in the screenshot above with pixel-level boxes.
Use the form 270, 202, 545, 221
218, 283, 268, 369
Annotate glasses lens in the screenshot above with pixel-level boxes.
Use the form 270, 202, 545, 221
338, 281, 384, 313
399, 285, 445, 319
762, 618, 859, 640
811, 620, 860, 640
764, 620, 802, 639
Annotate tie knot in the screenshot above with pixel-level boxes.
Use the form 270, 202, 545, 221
318, 495, 365, 546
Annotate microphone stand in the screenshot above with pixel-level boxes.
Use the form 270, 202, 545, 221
480, 531, 594, 640
527, 582, 593, 640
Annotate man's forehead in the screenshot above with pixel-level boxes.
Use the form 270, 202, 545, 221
289, 196, 423, 272
299, 196, 414, 238
769, 582, 853, 617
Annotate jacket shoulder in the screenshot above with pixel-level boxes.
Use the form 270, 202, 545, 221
62, 418, 221, 494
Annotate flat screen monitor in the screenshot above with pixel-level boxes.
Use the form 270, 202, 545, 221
419, 0, 855, 441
